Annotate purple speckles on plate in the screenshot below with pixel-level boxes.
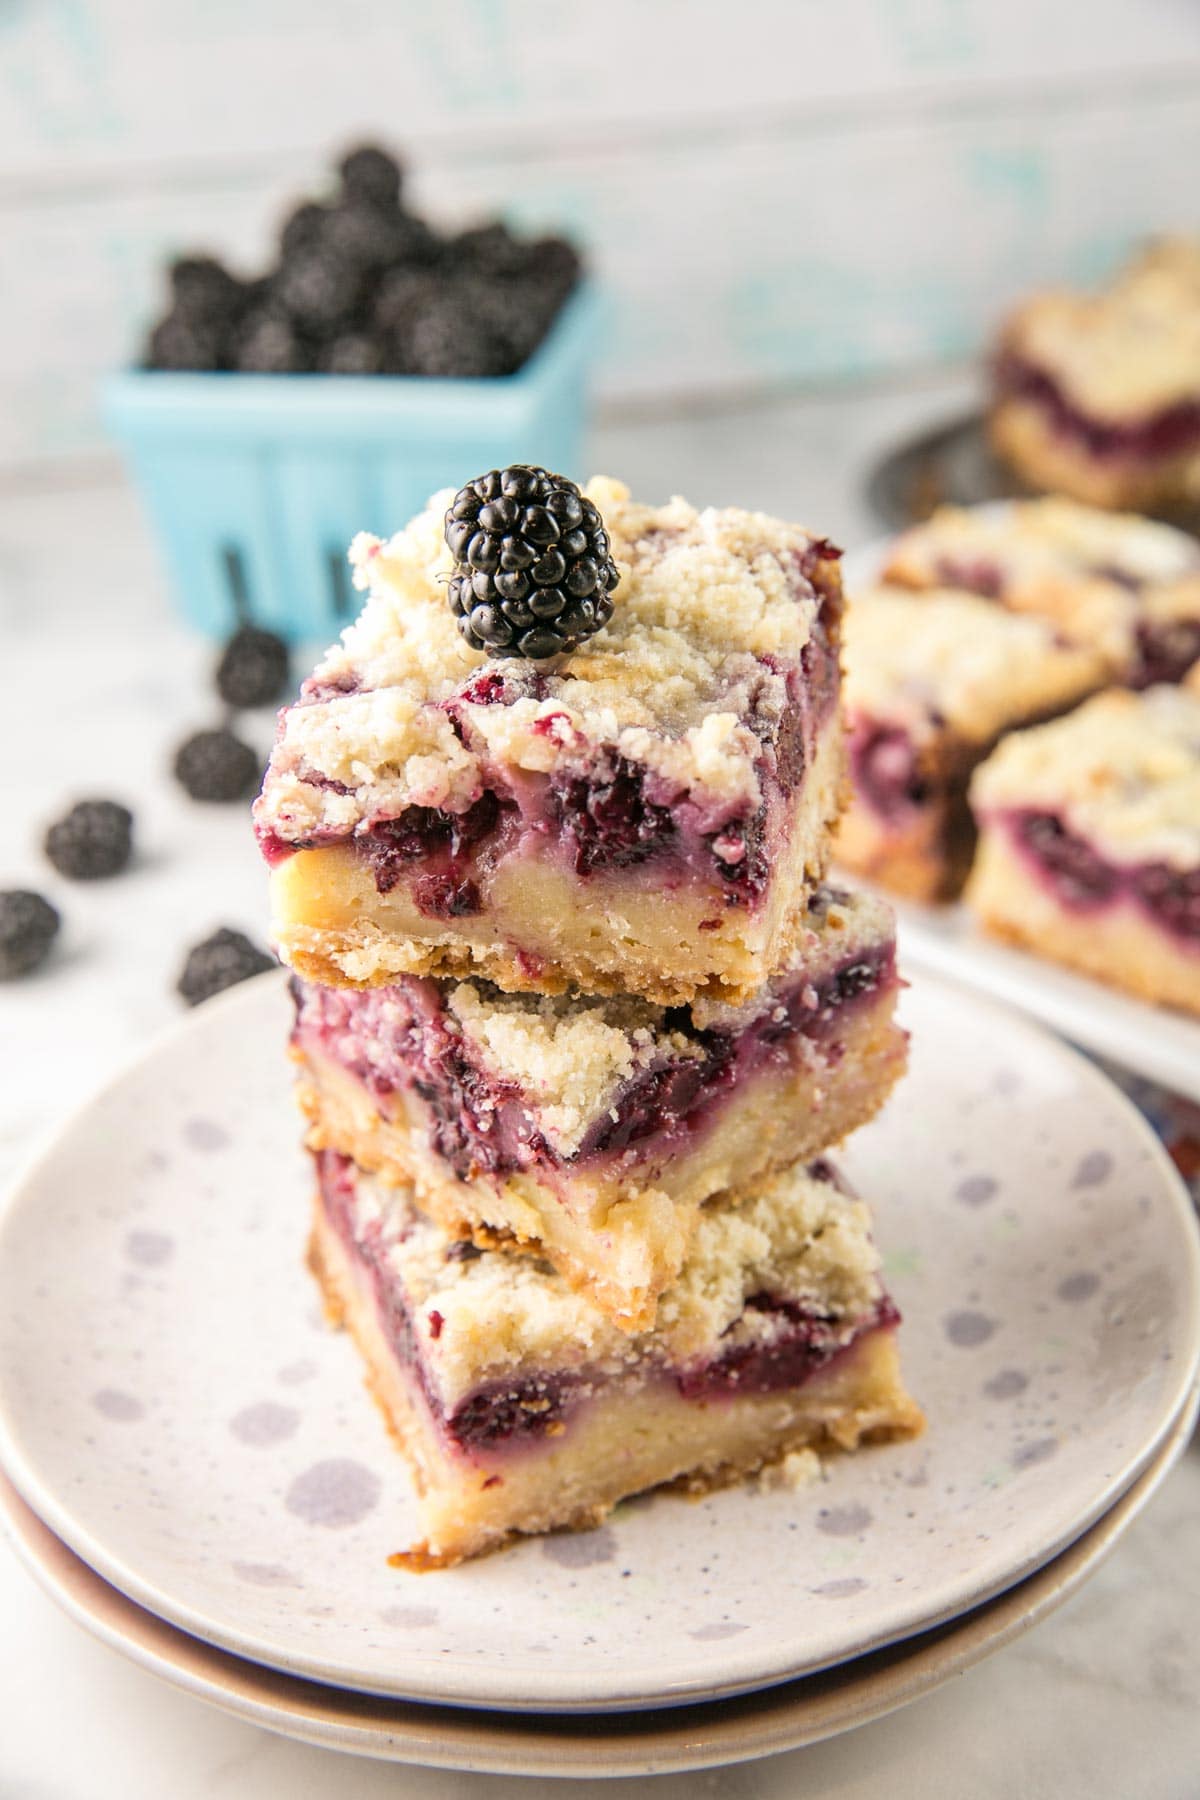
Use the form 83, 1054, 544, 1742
1011, 1438, 1059, 1471
91, 1388, 144, 1422
812, 1578, 869, 1599
1057, 1271, 1101, 1304
944, 1310, 997, 1348
1072, 1149, 1113, 1189
125, 1229, 174, 1268
285, 1459, 381, 1529
984, 1369, 1029, 1401
380, 1603, 439, 1629
232, 1561, 302, 1588
541, 1527, 618, 1568
816, 1502, 873, 1537
0, 970, 1196, 1713
955, 1174, 998, 1207
230, 1402, 300, 1447
182, 1116, 230, 1154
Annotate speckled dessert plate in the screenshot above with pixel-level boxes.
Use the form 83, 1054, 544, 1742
2, 1391, 1194, 1777
843, 519, 1200, 1105
0, 969, 1197, 1714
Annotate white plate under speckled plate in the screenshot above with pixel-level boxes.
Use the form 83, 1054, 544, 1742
0, 969, 1197, 1714
842, 517, 1200, 1104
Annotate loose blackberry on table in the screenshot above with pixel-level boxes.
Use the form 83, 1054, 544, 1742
215, 626, 290, 709
44, 800, 134, 881
177, 927, 275, 1006
0, 890, 60, 980
444, 467, 619, 659
174, 728, 260, 803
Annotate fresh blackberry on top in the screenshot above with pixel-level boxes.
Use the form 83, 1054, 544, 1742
444, 467, 619, 660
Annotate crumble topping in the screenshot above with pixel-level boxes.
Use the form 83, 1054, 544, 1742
970, 685, 1200, 869
883, 500, 1200, 672
758, 1446, 823, 1491
355, 1159, 882, 1406
843, 586, 1104, 743
445, 983, 703, 1159
997, 241, 1200, 420
254, 478, 838, 845
888, 498, 1200, 597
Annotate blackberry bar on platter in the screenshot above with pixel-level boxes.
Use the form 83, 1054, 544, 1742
882, 497, 1200, 689
966, 673, 1200, 1015
310, 1150, 922, 1568
989, 236, 1200, 513
292, 883, 906, 1329
836, 584, 1105, 901
255, 474, 846, 1007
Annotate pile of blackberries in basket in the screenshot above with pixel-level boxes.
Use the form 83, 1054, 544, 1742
143, 143, 583, 380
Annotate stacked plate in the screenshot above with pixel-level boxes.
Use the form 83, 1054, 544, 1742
1, 969, 1197, 1777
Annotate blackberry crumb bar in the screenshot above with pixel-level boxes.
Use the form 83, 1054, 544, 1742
293, 884, 907, 1330
883, 498, 1200, 689
309, 1149, 923, 1567
837, 586, 1106, 902
967, 679, 1200, 1014
255, 479, 845, 1007
989, 238, 1200, 512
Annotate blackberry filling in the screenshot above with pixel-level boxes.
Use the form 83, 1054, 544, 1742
1011, 810, 1200, 941
448, 1378, 576, 1449
1131, 863, 1200, 941
932, 555, 1005, 599
1131, 618, 1200, 689
1014, 812, 1119, 907
851, 724, 931, 820
996, 355, 1200, 463
678, 1296, 899, 1400
364, 790, 506, 895
549, 753, 677, 875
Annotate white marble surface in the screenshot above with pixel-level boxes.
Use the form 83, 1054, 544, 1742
2, 376, 1199, 1796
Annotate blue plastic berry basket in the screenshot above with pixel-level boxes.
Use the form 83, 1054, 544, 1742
103, 284, 600, 642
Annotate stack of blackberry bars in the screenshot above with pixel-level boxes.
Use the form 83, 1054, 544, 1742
255, 467, 922, 1566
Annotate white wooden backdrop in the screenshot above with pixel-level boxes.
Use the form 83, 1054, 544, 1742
5, 0, 1200, 468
